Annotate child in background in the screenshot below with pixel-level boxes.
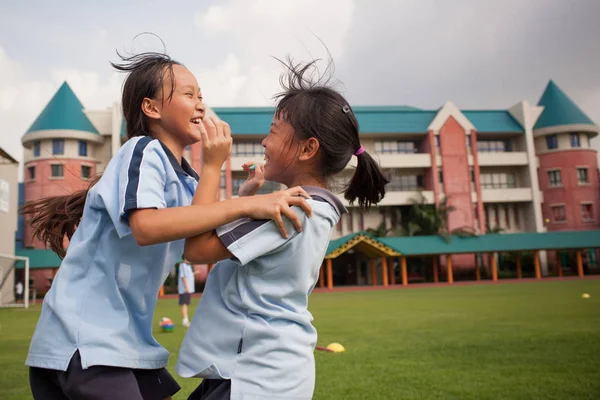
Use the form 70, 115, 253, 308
179, 256, 195, 327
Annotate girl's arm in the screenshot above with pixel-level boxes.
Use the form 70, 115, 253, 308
129, 118, 311, 247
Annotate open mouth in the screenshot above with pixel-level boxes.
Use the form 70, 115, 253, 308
190, 117, 202, 125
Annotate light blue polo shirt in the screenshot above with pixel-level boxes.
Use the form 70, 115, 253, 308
176, 186, 346, 400
26, 135, 198, 371
178, 262, 195, 294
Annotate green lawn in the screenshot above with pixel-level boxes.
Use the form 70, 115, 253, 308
1, 280, 599, 399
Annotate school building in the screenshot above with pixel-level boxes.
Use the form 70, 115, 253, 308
8, 79, 600, 296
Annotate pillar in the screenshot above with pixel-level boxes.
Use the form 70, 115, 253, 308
475, 254, 481, 281
534, 251, 541, 280
433, 256, 439, 283
382, 257, 389, 287
326, 258, 333, 289
370, 259, 377, 286
491, 253, 498, 282
401, 256, 408, 287
389, 258, 396, 285
516, 252, 522, 279
556, 252, 562, 277
446, 255, 454, 284
576, 250, 584, 278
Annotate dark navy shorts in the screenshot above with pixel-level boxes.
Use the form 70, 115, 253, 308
187, 379, 231, 400
179, 293, 192, 305
29, 350, 180, 400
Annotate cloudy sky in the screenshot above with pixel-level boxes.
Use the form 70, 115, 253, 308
1, 0, 599, 175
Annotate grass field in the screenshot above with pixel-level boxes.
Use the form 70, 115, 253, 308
1, 280, 599, 399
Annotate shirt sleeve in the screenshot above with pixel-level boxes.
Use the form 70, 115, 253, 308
215, 206, 308, 266
100, 137, 168, 238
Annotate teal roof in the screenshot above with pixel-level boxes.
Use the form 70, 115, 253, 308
534, 80, 596, 130
213, 106, 525, 135
463, 111, 524, 133
380, 230, 600, 256
14, 248, 62, 269
213, 106, 437, 134
26, 82, 99, 134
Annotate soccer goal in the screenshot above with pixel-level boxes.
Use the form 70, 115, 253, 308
0, 252, 30, 309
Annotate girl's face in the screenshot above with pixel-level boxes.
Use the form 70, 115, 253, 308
157, 65, 205, 146
261, 116, 300, 185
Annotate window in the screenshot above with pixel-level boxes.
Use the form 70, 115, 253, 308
476, 140, 512, 153
577, 168, 589, 184
33, 141, 40, 157
374, 140, 417, 154
28, 166, 36, 180
466, 134, 472, 148
78, 140, 88, 157
438, 169, 443, 184
581, 203, 594, 221
81, 165, 91, 179
220, 171, 226, 190
470, 167, 475, 183
551, 205, 566, 222
514, 205, 520, 229
51, 164, 64, 178
435, 136, 440, 148
52, 139, 64, 155
480, 173, 517, 189
494, 205, 500, 227
386, 171, 424, 191
570, 133, 581, 148
504, 205, 511, 229
548, 170, 562, 187
232, 142, 263, 157
546, 135, 558, 150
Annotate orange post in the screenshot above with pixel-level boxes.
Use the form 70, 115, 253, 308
401, 257, 408, 287
390, 258, 396, 285
475, 254, 481, 281
159, 285, 165, 297
534, 251, 541, 280
491, 253, 498, 282
516, 252, 522, 279
556, 252, 563, 277
326, 258, 333, 289
576, 250, 584, 278
370, 259, 377, 286
382, 257, 389, 287
319, 263, 325, 288
433, 256, 439, 283
446, 255, 454, 284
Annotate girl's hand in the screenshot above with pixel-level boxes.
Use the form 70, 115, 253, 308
200, 116, 232, 169
238, 161, 266, 197
245, 187, 313, 238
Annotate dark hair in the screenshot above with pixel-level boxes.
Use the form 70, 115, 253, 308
274, 57, 388, 210
20, 50, 180, 257
112, 52, 182, 139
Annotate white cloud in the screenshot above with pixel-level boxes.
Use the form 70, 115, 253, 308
192, 0, 355, 106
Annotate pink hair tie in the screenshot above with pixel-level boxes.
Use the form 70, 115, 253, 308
354, 145, 365, 156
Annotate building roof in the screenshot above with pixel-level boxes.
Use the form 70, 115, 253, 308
213, 106, 524, 135
325, 233, 400, 259
15, 248, 62, 269
25, 82, 99, 135
380, 230, 600, 256
0, 147, 18, 164
534, 80, 597, 130
463, 110, 524, 133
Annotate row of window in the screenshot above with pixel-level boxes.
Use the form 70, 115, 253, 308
484, 203, 521, 230
32, 140, 88, 157
27, 164, 91, 180
374, 138, 514, 154
550, 204, 595, 223
547, 167, 589, 187
546, 133, 583, 150
480, 173, 517, 189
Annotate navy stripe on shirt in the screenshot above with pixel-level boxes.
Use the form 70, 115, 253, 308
124, 136, 155, 212
217, 196, 330, 248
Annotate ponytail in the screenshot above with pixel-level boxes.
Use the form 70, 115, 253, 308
344, 150, 389, 210
20, 175, 101, 259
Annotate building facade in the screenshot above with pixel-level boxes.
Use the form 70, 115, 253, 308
16, 80, 600, 291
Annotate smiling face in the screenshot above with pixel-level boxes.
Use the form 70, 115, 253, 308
155, 64, 206, 146
261, 116, 300, 185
